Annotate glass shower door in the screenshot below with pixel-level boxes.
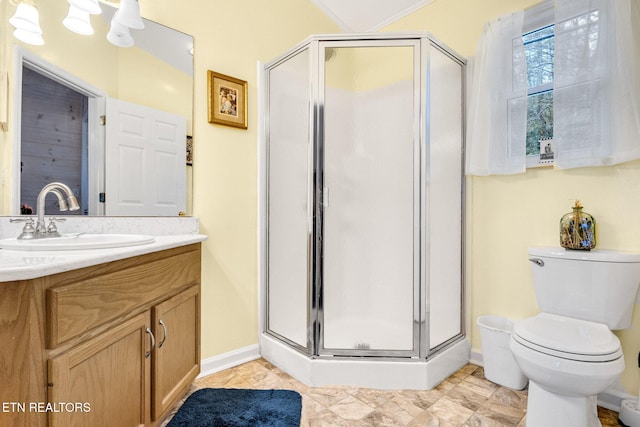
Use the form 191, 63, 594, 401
266, 48, 312, 352
319, 42, 420, 356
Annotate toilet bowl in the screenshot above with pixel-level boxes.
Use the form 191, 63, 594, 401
511, 247, 640, 427
510, 313, 624, 426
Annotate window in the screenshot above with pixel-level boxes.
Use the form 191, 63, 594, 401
466, 1, 640, 176
524, 24, 554, 166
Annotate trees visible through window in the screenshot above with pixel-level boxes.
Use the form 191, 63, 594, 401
524, 25, 554, 159
467, 3, 638, 175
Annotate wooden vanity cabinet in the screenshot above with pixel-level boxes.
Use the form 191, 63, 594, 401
0, 243, 201, 427
151, 285, 200, 420
47, 312, 152, 427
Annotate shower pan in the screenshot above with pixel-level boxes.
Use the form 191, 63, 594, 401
259, 33, 468, 389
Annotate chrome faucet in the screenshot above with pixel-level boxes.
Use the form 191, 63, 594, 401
11, 182, 80, 239
34, 182, 80, 237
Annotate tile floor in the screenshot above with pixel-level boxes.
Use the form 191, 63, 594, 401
162, 358, 622, 426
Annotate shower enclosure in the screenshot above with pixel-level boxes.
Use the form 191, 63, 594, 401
259, 33, 468, 389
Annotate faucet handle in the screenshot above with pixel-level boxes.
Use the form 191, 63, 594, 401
46, 217, 66, 237
11, 217, 36, 240
10, 217, 33, 224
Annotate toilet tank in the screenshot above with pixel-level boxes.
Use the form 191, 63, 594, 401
528, 247, 640, 329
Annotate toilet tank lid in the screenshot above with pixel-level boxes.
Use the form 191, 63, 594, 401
528, 246, 640, 263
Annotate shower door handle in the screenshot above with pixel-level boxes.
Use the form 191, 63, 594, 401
322, 187, 329, 208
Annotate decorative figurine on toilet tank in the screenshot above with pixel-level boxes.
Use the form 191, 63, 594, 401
560, 200, 596, 250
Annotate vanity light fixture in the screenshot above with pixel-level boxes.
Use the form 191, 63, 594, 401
106, 0, 144, 48
106, 14, 135, 48
8, 0, 145, 48
13, 27, 44, 46
63, 5, 95, 35
113, 0, 144, 30
68, 0, 101, 15
9, 2, 44, 45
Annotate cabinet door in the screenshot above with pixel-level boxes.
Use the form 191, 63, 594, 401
48, 312, 152, 427
152, 285, 200, 421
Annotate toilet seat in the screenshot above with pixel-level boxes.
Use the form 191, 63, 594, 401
512, 313, 622, 363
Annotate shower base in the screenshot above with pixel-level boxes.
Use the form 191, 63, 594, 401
260, 333, 471, 390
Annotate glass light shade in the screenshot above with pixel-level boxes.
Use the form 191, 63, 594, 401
63, 5, 94, 36
107, 17, 134, 48
9, 3, 42, 34
13, 28, 44, 46
67, 0, 101, 15
114, 0, 144, 29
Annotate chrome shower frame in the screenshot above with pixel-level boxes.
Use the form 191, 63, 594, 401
261, 32, 466, 364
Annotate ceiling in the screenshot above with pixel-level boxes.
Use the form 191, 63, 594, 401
311, 0, 434, 32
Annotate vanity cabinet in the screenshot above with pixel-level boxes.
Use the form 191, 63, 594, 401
151, 285, 200, 420
47, 312, 151, 427
0, 244, 201, 427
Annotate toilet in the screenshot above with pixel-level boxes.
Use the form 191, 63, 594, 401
510, 247, 640, 427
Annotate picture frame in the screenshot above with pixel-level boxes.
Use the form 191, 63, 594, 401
207, 70, 248, 129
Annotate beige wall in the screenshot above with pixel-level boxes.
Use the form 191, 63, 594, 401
0, 0, 337, 360
138, 0, 340, 359
4, 0, 639, 397
387, 0, 640, 395
117, 47, 193, 135
3, 1, 191, 114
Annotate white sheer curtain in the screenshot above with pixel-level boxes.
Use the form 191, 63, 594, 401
466, 0, 640, 175
466, 11, 528, 175
554, 0, 640, 169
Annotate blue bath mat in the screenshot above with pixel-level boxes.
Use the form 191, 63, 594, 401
166, 388, 302, 427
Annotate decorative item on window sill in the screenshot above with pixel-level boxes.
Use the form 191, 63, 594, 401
560, 200, 596, 250
538, 137, 554, 165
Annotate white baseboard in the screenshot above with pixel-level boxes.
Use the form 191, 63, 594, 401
198, 344, 261, 379
599, 386, 635, 413
471, 349, 633, 412
470, 348, 483, 367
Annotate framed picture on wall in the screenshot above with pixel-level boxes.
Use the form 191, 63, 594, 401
207, 70, 248, 129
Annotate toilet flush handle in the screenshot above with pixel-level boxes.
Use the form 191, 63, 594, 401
529, 258, 545, 267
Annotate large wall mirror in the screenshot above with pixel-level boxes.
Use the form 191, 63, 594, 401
4, 1, 193, 217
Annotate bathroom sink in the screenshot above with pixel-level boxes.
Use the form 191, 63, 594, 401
0, 234, 155, 251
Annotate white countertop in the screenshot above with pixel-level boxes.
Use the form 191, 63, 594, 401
0, 234, 207, 282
